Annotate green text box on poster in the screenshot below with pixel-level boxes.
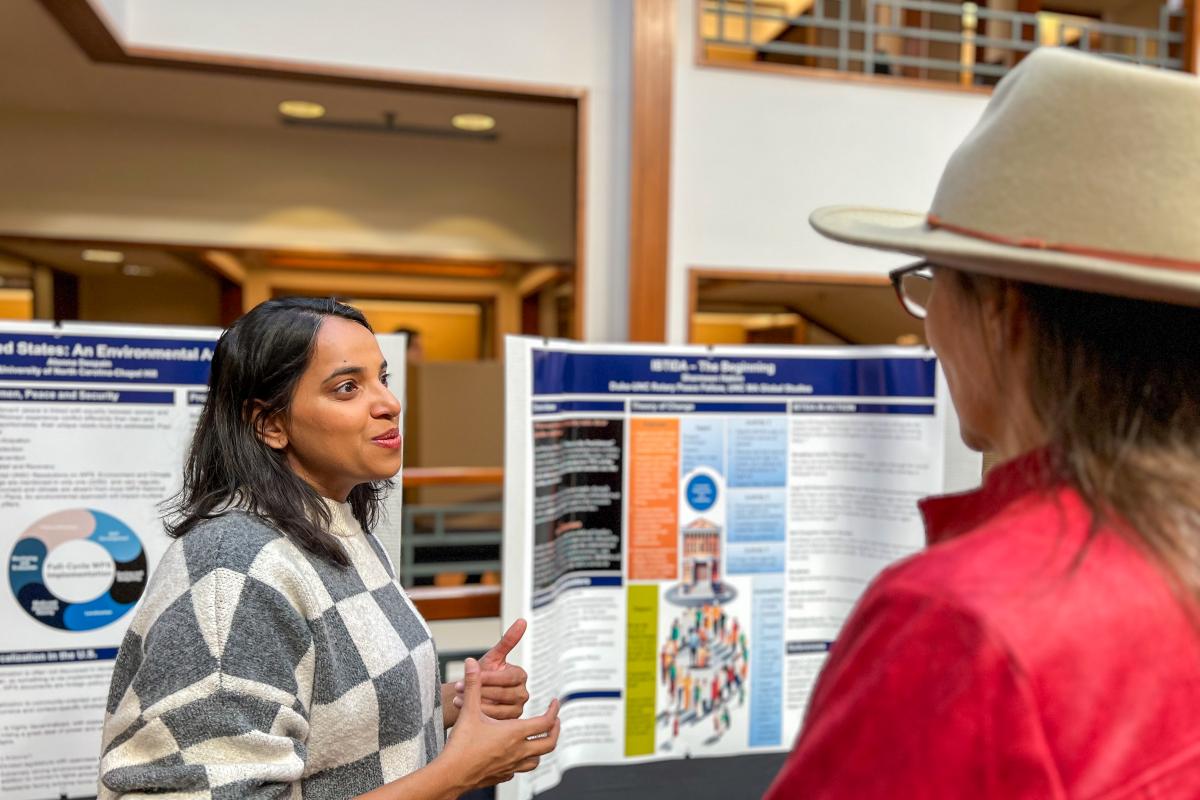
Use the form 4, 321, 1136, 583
625, 584, 658, 756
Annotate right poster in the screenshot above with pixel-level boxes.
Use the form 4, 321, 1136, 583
501, 339, 981, 799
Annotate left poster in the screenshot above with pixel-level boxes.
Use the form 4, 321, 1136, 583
0, 321, 219, 799
0, 320, 406, 799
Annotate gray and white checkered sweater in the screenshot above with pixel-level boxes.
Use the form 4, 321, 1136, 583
98, 501, 444, 799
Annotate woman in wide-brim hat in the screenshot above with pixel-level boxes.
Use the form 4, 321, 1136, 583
765, 48, 1200, 799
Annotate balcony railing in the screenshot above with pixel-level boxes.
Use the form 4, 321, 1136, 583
701, 0, 1189, 87
399, 466, 503, 620
401, 499, 503, 585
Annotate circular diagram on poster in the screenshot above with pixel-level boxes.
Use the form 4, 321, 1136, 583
685, 473, 718, 513
8, 509, 147, 631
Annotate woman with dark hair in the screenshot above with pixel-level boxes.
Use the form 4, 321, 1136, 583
99, 297, 557, 799
766, 50, 1200, 797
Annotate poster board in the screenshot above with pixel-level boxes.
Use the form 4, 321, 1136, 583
500, 338, 981, 799
0, 320, 406, 800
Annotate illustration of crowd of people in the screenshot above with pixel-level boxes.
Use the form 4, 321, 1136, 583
659, 602, 750, 746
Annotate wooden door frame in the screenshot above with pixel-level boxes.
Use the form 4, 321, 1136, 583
1187, 0, 1200, 73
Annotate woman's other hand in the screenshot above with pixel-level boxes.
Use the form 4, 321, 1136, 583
443, 657, 560, 791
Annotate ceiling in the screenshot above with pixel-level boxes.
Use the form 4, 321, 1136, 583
0, 0, 578, 285
0, 237, 558, 286
0, 0, 575, 149
0, 239, 210, 282
696, 276, 923, 345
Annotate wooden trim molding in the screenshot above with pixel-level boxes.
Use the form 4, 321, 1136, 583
0, 231, 567, 282
402, 466, 504, 487
687, 267, 700, 344
1186, 0, 1200, 74
266, 256, 507, 280
572, 93, 589, 341
691, 267, 891, 287
39, 0, 126, 61
628, 0, 676, 343
407, 585, 501, 621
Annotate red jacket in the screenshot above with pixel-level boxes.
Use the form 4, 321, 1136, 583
765, 453, 1200, 799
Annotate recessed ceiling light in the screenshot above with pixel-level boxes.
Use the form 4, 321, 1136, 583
451, 113, 496, 132
278, 100, 326, 119
120, 263, 155, 277
82, 249, 124, 264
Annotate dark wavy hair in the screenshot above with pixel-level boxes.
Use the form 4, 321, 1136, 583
164, 297, 392, 566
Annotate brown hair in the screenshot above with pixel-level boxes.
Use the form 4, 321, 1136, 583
957, 271, 1200, 600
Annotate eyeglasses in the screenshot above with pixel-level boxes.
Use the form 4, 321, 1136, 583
889, 261, 934, 320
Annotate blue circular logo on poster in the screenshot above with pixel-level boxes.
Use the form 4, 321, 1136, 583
686, 474, 718, 512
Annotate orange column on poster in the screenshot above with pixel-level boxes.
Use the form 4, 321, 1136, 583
628, 417, 679, 580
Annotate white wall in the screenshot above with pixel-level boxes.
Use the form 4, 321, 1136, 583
0, 109, 573, 262
91, 0, 127, 31
106, 0, 633, 342
668, 1, 990, 342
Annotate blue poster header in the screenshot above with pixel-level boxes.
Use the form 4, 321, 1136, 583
0, 387, 174, 404
532, 351, 936, 399
532, 573, 622, 610
0, 332, 214, 385
631, 401, 787, 414
791, 401, 934, 415
532, 400, 625, 415
0, 647, 120, 667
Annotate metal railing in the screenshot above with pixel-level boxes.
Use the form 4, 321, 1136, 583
702, 0, 1188, 86
400, 500, 503, 587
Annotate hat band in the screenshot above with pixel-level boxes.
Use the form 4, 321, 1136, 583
926, 214, 1200, 272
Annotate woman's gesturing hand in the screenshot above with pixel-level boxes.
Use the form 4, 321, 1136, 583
453, 618, 530, 720
443, 657, 560, 792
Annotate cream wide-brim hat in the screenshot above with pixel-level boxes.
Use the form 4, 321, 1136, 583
811, 48, 1200, 306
